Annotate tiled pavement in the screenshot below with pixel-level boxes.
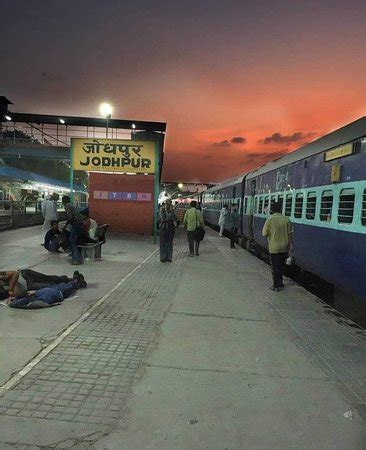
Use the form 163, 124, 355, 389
0, 229, 365, 448
0, 233, 187, 446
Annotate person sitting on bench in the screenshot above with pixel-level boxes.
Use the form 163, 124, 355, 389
44, 220, 61, 253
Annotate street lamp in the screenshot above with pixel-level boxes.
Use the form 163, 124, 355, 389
178, 183, 184, 189
99, 103, 113, 138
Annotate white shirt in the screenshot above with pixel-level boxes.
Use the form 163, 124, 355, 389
218, 208, 228, 225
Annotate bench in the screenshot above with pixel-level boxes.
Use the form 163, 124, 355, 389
78, 224, 109, 261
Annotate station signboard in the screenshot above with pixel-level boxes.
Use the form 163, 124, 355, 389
71, 138, 156, 174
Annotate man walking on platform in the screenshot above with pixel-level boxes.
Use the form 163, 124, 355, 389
158, 199, 177, 262
262, 201, 293, 291
183, 200, 204, 257
218, 204, 228, 237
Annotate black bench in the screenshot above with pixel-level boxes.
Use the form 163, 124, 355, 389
78, 224, 109, 261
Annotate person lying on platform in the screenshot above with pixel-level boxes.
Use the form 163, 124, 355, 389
0, 269, 85, 298
44, 220, 61, 253
7, 272, 87, 309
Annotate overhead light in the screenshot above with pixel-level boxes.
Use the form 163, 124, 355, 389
178, 183, 184, 189
132, 123, 136, 129
99, 102, 113, 118
59, 118, 65, 124
5, 115, 12, 121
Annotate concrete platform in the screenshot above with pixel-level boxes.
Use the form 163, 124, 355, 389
0, 226, 365, 449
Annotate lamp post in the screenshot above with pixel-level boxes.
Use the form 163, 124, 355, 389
99, 103, 113, 138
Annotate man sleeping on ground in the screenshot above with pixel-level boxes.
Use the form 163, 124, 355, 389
0, 269, 86, 299
5, 272, 87, 309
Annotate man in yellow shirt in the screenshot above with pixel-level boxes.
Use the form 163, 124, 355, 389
183, 201, 204, 256
262, 201, 293, 291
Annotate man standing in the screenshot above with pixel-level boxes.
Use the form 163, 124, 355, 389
218, 204, 228, 237
230, 205, 240, 249
262, 201, 293, 291
62, 195, 84, 265
158, 199, 177, 262
183, 200, 204, 257
41, 195, 57, 241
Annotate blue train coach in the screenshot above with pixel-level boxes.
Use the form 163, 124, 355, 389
202, 117, 366, 325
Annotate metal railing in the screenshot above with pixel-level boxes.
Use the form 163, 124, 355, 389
0, 201, 69, 230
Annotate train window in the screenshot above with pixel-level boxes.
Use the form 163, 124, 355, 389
294, 193, 303, 218
306, 192, 317, 220
258, 196, 263, 214
263, 196, 269, 214
270, 195, 276, 213
278, 195, 284, 213
362, 189, 366, 226
338, 188, 355, 224
320, 191, 333, 222
285, 194, 292, 216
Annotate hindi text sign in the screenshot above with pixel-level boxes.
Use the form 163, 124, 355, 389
72, 138, 156, 173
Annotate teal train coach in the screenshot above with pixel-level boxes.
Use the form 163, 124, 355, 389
198, 117, 366, 325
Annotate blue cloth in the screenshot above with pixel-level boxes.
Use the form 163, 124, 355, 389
10, 281, 77, 308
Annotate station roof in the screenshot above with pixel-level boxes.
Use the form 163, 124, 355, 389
4, 112, 167, 133
0, 165, 86, 192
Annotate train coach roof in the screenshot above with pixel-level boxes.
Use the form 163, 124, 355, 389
204, 174, 244, 193
246, 116, 366, 180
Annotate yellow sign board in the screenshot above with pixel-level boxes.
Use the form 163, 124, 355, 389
324, 143, 354, 162
71, 138, 156, 173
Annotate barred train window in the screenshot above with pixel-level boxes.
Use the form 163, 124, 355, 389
294, 193, 304, 218
258, 197, 263, 214
306, 192, 317, 220
278, 195, 284, 213
320, 191, 333, 221
263, 196, 269, 214
362, 189, 366, 226
270, 195, 277, 213
338, 188, 355, 224
285, 195, 292, 216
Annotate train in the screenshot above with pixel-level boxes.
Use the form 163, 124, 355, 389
194, 117, 366, 326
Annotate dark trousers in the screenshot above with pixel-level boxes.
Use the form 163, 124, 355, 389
20, 269, 71, 290
69, 223, 83, 262
160, 228, 175, 261
270, 253, 287, 288
230, 227, 238, 249
187, 231, 200, 255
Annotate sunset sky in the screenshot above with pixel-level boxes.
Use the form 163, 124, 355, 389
1, 0, 366, 183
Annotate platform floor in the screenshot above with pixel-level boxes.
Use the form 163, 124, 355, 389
0, 227, 365, 449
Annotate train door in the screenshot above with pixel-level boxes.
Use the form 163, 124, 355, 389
248, 179, 256, 241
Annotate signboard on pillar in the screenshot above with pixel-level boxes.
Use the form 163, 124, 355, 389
71, 138, 156, 174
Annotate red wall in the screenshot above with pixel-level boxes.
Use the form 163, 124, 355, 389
89, 173, 155, 234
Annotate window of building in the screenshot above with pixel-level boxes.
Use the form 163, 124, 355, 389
320, 191, 333, 222
285, 194, 292, 216
263, 196, 269, 215
306, 192, 317, 220
258, 196, 263, 214
294, 193, 304, 218
362, 189, 366, 226
338, 188, 355, 224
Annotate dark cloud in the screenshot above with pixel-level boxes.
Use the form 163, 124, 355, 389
212, 136, 246, 147
212, 139, 231, 147
258, 131, 316, 145
230, 136, 246, 144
